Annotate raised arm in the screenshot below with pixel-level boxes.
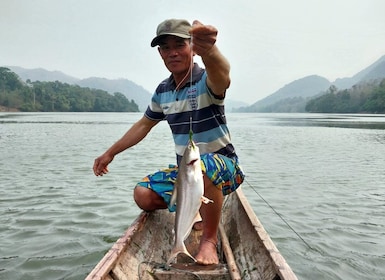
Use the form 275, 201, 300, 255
93, 116, 159, 176
190, 20, 230, 97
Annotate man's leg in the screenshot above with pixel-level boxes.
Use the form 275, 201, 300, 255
195, 174, 224, 265
134, 166, 177, 211
134, 186, 168, 211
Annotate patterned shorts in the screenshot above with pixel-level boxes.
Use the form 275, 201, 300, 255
135, 153, 245, 212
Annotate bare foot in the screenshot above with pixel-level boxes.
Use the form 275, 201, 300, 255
193, 221, 203, 231
195, 239, 219, 265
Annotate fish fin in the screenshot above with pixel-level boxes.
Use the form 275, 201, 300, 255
182, 212, 201, 241
167, 243, 196, 265
170, 186, 177, 208
193, 212, 202, 224
201, 196, 214, 204
171, 228, 175, 241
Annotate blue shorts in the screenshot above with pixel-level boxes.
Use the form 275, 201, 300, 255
135, 153, 245, 212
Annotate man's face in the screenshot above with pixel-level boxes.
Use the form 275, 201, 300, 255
158, 36, 192, 75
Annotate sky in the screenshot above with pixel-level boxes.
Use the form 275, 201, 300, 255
1, 0, 385, 105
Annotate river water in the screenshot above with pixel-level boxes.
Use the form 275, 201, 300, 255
1, 112, 384, 280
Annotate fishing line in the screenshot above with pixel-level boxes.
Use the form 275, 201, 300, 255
174, 33, 194, 92
174, 31, 195, 137
243, 178, 314, 250
189, 31, 195, 136
189, 116, 193, 139
190, 32, 194, 86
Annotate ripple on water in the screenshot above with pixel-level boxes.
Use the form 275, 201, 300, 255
3, 113, 385, 279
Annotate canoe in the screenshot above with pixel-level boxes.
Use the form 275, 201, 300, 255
86, 188, 297, 280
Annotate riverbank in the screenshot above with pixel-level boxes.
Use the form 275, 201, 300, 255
0, 106, 19, 112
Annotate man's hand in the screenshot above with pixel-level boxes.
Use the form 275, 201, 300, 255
93, 153, 113, 176
189, 20, 218, 57
190, 20, 230, 97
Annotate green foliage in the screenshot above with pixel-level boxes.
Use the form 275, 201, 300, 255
362, 79, 385, 113
0, 67, 24, 91
0, 68, 139, 112
305, 79, 385, 113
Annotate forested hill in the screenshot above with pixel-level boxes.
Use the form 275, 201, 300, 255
8, 66, 151, 111
0, 67, 139, 112
236, 54, 385, 113
305, 79, 385, 113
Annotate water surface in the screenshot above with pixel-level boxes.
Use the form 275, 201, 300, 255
1, 112, 384, 279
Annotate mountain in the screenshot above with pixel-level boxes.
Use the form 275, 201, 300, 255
225, 99, 249, 112
250, 75, 331, 111
334, 55, 385, 89
8, 66, 79, 84
7, 66, 151, 111
7, 66, 251, 112
76, 77, 151, 112
9, 54, 385, 113
240, 54, 385, 112
357, 55, 385, 81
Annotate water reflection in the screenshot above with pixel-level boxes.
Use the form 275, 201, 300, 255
268, 114, 385, 130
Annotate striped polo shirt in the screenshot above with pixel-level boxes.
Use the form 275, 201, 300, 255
145, 63, 237, 164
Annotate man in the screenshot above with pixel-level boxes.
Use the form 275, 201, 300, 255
93, 19, 244, 265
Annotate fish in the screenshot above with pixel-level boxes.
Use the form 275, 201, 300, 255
167, 135, 213, 265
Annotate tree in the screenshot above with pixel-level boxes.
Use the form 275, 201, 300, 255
0, 69, 140, 112
305, 78, 385, 113
0, 67, 24, 91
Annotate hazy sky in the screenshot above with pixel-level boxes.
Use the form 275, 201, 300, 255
1, 0, 385, 104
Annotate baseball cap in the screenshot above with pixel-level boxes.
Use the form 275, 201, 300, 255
151, 19, 191, 47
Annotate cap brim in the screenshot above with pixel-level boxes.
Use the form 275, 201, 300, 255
151, 33, 191, 47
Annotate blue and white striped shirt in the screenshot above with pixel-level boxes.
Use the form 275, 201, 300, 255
145, 63, 237, 164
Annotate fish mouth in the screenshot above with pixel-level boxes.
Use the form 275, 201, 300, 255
187, 159, 198, 165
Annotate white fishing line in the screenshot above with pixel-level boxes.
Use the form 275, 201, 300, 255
244, 178, 314, 251
189, 32, 195, 136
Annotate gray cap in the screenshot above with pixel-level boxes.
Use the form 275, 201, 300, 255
151, 19, 191, 47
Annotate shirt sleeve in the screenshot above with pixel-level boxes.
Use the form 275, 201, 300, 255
144, 94, 166, 121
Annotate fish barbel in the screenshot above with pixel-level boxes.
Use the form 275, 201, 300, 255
167, 137, 213, 265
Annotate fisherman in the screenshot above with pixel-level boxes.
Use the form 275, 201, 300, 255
93, 19, 244, 265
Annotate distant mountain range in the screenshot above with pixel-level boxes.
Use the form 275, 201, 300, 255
242, 54, 385, 112
8, 66, 151, 111
7, 66, 247, 112
7, 54, 385, 113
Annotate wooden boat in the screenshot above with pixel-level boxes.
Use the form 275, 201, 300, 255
86, 188, 297, 280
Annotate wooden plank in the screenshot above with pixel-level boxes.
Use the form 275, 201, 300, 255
218, 223, 242, 280
85, 212, 148, 280
153, 263, 230, 280
234, 188, 298, 280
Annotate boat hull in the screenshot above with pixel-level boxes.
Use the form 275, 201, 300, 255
86, 188, 297, 280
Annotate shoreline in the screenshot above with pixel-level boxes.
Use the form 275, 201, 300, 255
0, 106, 20, 112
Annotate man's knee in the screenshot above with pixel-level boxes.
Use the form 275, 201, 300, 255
133, 186, 153, 210
134, 186, 167, 211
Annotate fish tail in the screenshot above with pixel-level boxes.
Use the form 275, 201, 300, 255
167, 243, 196, 265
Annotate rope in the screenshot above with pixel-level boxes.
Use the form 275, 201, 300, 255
243, 178, 314, 250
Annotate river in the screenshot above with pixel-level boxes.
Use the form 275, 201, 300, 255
1, 112, 384, 279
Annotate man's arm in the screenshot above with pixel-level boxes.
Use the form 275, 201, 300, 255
93, 116, 159, 176
190, 20, 230, 98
